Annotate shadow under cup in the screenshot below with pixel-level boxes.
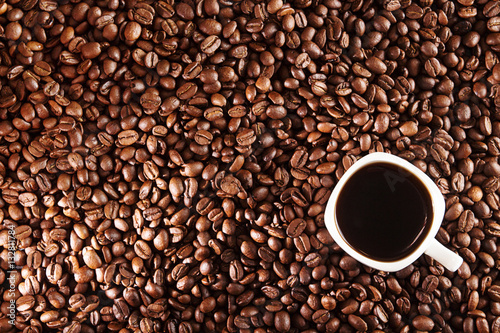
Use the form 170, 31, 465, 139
334, 162, 434, 262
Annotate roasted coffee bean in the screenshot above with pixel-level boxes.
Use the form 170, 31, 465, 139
117, 130, 139, 146
275, 311, 291, 332
286, 218, 307, 237
348, 314, 368, 331
488, 285, 500, 301
201, 35, 221, 54
290, 149, 308, 168
412, 315, 434, 331
177, 82, 198, 100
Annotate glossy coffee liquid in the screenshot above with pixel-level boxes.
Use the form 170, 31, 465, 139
336, 163, 433, 262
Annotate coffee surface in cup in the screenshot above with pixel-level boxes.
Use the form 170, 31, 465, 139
336, 162, 433, 262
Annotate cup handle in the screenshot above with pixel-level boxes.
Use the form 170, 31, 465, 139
424, 238, 463, 272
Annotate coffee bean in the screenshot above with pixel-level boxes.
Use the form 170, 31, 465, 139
144, 52, 159, 69
412, 315, 435, 331
68, 294, 86, 309
275, 311, 291, 332
290, 149, 308, 168
365, 56, 387, 75
143, 161, 159, 180
204, 106, 224, 121
199, 296, 216, 313
177, 82, 198, 100
235, 129, 256, 146
295, 53, 311, 69
143, 207, 163, 221
201, 35, 221, 54
134, 240, 152, 260
488, 285, 500, 301
17, 295, 36, 311
286, 218, 307, 237
183, 62, 203, 81
241, 241, 258, 259
33, 61, 52, 76
82, 246, 102, 269
294, 234, 311, 253
81, 42, 102, 59
311, 81, 328, 96
18, 193, 37, 207
492, 317, 500, 333
117, 130, 139, 146
258, 246, 276, 262
40, 310, 60, 323
124, 22, 142, 41
348, 314, 368, 331
485, 1, 500, 17
266, 105, 287, 119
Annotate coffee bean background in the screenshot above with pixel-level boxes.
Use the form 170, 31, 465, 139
1, 0, 500, 332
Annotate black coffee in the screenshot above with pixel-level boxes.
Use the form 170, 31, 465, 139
336, 162, 433, 262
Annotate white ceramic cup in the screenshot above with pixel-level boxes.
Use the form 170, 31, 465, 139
324, 152, 463, 272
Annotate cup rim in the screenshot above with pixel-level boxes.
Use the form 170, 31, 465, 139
324, 152, 446, 272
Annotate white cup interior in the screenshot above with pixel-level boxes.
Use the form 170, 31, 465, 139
324, 152, 447, 272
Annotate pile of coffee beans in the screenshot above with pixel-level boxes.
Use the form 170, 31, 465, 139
1, 0, 500, 332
